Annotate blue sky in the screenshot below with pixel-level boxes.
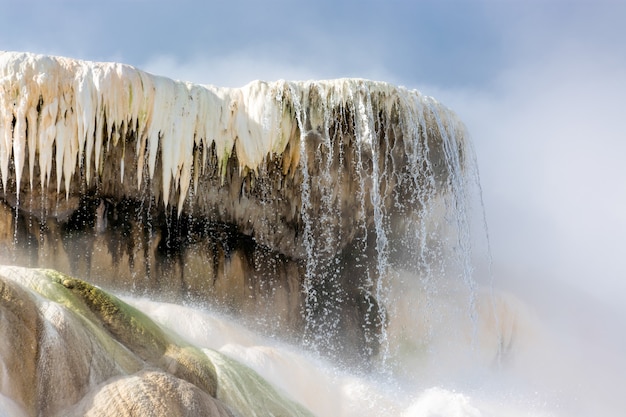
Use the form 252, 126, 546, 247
2, 0, 626, 317
1, 0, 507, 87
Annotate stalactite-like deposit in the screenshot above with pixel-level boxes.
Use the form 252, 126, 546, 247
0, 50, 472, 364
0, 51, 464, 255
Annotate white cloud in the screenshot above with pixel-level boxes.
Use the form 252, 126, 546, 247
139, 53, 316, 88
137, 17, 401, 89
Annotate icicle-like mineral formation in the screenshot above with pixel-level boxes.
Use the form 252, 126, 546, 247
0, 50, 464, 253
0, 51, 471, 363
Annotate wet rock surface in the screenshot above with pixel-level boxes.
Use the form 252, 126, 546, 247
0, 51, 468, 364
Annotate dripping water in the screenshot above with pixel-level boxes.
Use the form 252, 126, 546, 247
290, 83, 320, 351
396, 93, 441, 353
352, 86, 392, 369
352, 102, 379, 364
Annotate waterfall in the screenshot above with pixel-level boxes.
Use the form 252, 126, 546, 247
0, 51, 570, 417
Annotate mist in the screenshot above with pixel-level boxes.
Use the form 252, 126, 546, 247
135, 4, 626, 412
2, 0, 625, 415
136, 0, 626, 344
427, 1, 626, 311
421, 5, 626, 414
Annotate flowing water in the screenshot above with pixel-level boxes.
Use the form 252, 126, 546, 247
116, 266, 626, 417
1, 52, 625, 416
119, 288, 574, 417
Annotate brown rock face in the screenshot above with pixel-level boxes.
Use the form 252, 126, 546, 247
0, 51, 469, 363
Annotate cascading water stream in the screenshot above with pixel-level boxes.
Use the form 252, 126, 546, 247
0, 51, 574, 417
351, 95, 382, 365
353, 84, 393, 368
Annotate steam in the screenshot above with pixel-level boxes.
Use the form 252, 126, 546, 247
419, 10, 626, 414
